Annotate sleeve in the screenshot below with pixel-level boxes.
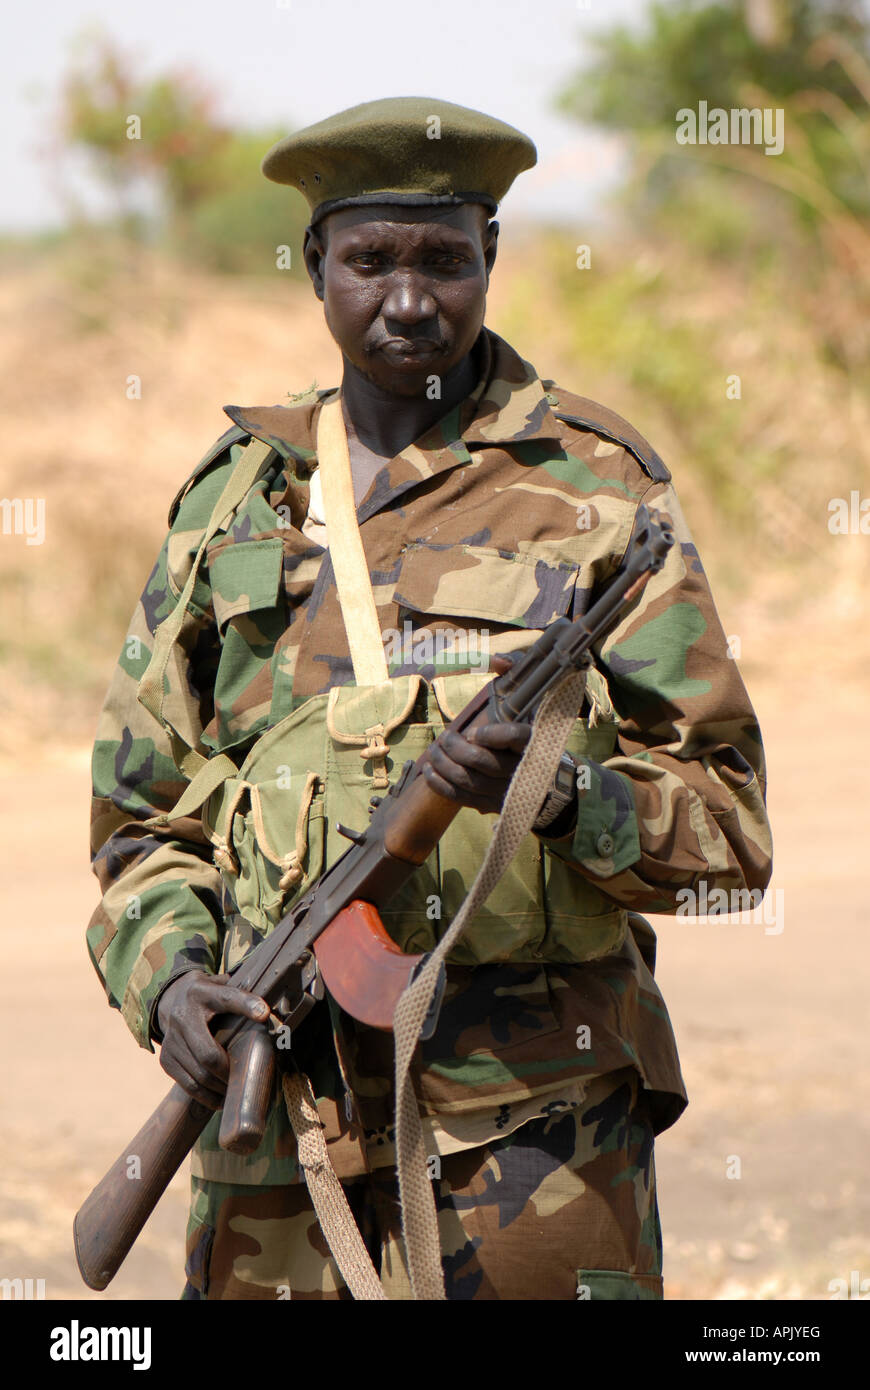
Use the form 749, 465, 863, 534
541, 476, 772, 915
86, 463, 231, 1053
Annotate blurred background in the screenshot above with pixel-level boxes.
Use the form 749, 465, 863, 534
1, 0, 868, 1301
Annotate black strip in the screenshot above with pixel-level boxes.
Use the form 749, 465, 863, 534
309, 190, 498, 225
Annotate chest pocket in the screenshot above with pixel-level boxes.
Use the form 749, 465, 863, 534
393, 541, 580, 651
205, 537, 288, 754
209, 538, 284, 632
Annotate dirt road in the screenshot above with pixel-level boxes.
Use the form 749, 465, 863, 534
1, 666, 867, 1301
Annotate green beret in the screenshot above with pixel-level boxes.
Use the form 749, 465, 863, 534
261, 96, 536, 225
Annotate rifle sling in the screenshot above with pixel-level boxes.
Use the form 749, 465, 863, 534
281, 1071, 386, 1301
391, 667, 588, 1299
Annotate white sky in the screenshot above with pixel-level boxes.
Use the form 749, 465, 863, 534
2, 0, 647, 230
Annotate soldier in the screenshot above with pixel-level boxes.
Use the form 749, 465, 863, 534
86, 97, 772, 1300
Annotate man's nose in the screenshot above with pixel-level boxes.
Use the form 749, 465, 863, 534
381, 274, 438, 325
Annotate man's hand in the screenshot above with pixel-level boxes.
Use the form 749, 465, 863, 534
156, 971, 270, 1110
421, 652, 532, 814
422, 721, 531, 814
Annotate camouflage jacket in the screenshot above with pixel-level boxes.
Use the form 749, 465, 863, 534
87, 328, 772, 1182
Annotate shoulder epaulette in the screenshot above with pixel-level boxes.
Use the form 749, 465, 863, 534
552, 396, 671, 483
167, 424, 250, 527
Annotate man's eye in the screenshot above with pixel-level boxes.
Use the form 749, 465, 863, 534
349, 254, 386, 268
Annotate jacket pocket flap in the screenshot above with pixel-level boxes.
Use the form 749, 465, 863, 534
393, 543, 577, 628
208, 538, 284, 633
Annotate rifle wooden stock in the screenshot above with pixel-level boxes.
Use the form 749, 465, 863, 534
73, 1085, 212, 1291
382, 746, 468, 861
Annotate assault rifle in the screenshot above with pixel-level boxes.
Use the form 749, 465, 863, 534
74, 504, 673, 1290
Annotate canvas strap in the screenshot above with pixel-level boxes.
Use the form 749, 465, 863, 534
138, 435, 278, 783
316, 395, 389, 686
392, 667, 589, 1298
281, 1071, 387, 1301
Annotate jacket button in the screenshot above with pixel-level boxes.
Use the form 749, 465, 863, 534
596, 831, 614, 857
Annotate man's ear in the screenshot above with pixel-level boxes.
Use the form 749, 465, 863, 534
483, 218, 499, 284
302, 225, 326, 301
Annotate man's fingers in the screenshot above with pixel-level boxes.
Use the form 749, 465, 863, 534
191, 981, 270, 1022
172, 1034, 230, 1093
421, 761, 502, 815
159, 977, 270, 1097
423, 722, 534, 814
174, 1069, 224, 1111
159, 1043, 226, 1109
176, 1019, 230, 1084
488, 655, 513, 675
428, 739, 499, 790
468, 723, 532, 755
434, 730, 520, 781
488, 649, 527, 675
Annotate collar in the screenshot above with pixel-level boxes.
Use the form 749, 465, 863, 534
223, 329, 563, 461
458, 330, 564, 448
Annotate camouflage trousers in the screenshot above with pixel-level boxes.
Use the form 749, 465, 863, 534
182, 1066, 663, 1300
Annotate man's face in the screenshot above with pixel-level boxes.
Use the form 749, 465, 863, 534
303, 203, 498, 397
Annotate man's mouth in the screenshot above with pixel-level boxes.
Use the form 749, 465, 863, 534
378, 338, 443, 361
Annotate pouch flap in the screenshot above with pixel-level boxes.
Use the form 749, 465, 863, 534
431, 670, 493, 722
326, 675, 422, 743
583, 664, 618, 725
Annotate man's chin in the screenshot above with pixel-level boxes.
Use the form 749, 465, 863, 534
363, 354, 453, 397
